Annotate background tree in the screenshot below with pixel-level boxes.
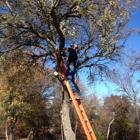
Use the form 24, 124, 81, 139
98, 95, 132, 140
106, 95, 131, 140
106, 67, 140, 139
0, 50, 59, 140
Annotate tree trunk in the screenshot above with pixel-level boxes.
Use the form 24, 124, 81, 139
9, 133, 14, 140
61, 87, 75, 140
106, 112, 115, 140
9, 119, 17, 140
9, 125, 14, 140
33, 127, 39, 140
6, 122, 8, 140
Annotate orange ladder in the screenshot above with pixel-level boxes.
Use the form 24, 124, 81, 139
54, 53, 97, 140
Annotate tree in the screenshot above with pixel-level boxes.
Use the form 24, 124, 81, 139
106, 67, 140, 139
127, 49, 140, 74
111, 95, 131, 140
101, 95, 132, 140
0, 50, 58, 140
0, 0, 139, 139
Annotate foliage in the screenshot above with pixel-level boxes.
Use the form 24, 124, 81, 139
103, 95, 132, 140
0, 0, 139, 80
0, 51, 60, 139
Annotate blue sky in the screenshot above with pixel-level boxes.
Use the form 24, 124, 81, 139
84, 5, 140, 98
126, 6, 140, 51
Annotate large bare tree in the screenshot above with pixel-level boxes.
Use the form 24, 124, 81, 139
0, 0, 139, 139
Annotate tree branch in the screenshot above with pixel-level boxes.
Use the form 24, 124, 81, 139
5, 0, 13, 14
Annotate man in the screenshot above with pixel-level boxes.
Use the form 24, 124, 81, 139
63, 44, 82, 100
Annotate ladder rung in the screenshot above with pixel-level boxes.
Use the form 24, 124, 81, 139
82, 119, 88, 122
79, 108, 84, 111
86, 130, 93, 133
71, 98, 81, 101
76, 108, 84, 111
71, 98, 76, 101
72, 98, 82, 100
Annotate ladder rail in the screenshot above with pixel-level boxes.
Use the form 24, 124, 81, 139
78, 103, 97, 140
64, 79, 97, 140
64, 80, 94, 140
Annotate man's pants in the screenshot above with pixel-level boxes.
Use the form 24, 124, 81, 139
66, 64, 81, 96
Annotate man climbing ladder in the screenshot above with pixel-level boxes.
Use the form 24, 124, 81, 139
63, 44, 82, 99
54, 44, 97, 140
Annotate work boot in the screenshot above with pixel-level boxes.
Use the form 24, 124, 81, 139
73, 91, 82, 100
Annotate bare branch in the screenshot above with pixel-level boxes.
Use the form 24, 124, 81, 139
5, 0, 13, 14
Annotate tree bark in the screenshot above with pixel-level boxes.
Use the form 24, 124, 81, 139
60, 87, 75, 140
6, 122, 8, 140
9, 133, 14, 140
33, 127, 39, 140
9, 120, 16, 140
9, 115, 18, 140
9, 124, 14, 140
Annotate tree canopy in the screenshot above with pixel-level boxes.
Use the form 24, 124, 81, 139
0, 0, 138, 79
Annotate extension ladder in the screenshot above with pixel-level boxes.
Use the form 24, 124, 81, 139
53, 53, 97, 140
